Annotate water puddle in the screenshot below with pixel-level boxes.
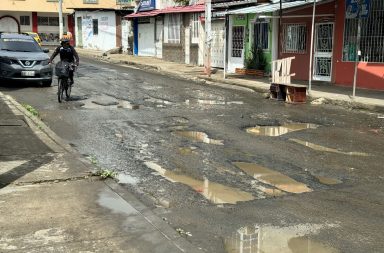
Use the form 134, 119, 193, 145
98, 190, 138, 215
178, 147, 198, 155
185, 99, 244, 105
315, 176, 342, 185
174, 131, 224, 145
246, 123, 319, 137
253, 184, 285, 197
290, 139, 371, 157
225, 224, 339, 253
81, 98, 139, 110
144, 162, 254, 204
233, 162, 312, 194
145, 97, 173, 105
117, 173, 139, 185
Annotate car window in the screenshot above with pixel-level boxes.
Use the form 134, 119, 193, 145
0, 38, 42, 52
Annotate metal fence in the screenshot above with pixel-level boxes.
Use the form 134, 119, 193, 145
343, 0, 384, 63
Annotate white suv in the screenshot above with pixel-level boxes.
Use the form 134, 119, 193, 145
0, 33, 53, 86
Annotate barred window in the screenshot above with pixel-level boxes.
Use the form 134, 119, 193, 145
191, 13, 200, 44
343, 0, 384, 62
167, 14, 181, 44
20, 16, 30, 26
37, 16, 62, 26
38, 16, 49, 26
254, 21, 269, 50
283, 24, 307, 53
232, 26, 244, 57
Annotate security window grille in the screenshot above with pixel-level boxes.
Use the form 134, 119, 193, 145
167, 14, 181, 44
343, 0, 384, 63
37, 17, 62, 26
20, 16, 30, 26
93, 19, 99, 35
283, 24, 307, 53
49, 17, 59, 26
37, 17, 49, 26
191, 13, 200, 44
232, 26, 244, 58
254, 22, 269, 50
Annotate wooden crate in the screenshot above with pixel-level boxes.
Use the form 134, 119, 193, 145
286, 85, 307, 104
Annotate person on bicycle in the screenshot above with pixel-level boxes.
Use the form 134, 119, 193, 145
49, 37, 79, 85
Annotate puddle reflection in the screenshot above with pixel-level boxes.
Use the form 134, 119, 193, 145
185, 99, 244, 105
246, 123, 319, 137
233, 162, 312, 194
290, 139, 371, 157
144, 162, 254, 204
174, 131, 224, 145
117, 173, 139, 185
225, 224, 339, 253
81, 98, 139, 110
314, 176, 342, 185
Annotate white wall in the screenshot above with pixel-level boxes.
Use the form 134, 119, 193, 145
0, 11, 32, 32
75, 11, 116, 51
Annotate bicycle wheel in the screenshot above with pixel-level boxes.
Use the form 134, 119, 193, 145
57, 78, 65, 103
65, 81, 72, 100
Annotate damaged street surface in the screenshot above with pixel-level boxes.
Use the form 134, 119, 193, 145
1, 56, 383, 253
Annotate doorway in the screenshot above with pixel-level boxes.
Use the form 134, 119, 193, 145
313, 23, 334, 82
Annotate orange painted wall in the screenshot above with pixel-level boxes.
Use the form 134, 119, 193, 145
333, 0, 384, 90
279, 1, 337, 81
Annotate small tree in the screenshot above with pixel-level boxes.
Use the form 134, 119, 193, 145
244, 47, 267, 70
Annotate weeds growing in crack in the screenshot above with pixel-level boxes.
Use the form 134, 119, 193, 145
22, 104, 39, 117
94, 169, 117, 179
88, 155, 99, 165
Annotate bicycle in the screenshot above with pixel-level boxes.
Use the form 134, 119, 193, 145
55, 61, 76, 103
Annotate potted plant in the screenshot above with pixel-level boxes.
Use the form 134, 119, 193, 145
244, 47, 266, 77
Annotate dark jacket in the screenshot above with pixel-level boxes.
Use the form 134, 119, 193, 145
50, 46, 79, 64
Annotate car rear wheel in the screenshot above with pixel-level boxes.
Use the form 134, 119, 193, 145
42, 79, 52, 87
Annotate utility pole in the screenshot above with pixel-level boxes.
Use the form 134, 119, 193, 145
308, 0, 317, 93
59, 0, 64, 39
205, 0, 212, 77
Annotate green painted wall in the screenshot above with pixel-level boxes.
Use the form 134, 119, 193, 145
231, 14, 273, 73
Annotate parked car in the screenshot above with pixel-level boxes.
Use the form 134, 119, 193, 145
23, 32, 42, 46
0, 33, 53, 86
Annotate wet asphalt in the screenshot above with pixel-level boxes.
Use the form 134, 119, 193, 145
1, 56, 384, 253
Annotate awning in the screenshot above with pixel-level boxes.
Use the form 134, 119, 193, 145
125, 4, 204, 19
225, 0, 325, 15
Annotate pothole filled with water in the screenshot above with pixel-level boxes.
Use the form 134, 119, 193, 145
289, 139, 371, 157
185, 99, 244, 105
233, 162, 312, 194
246, 123, 319, 137
225, 224, 339, 253
144, 97, 173, 106
174, 131, 224, 145
116, 173, 139, 185
81, 96, 140, 110
314, 175, 342, 185
144, 162, 254, 204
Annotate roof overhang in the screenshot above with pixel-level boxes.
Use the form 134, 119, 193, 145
225, 0, 327, 15
125, 4, 204, 19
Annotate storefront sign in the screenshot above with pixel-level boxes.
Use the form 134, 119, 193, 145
139, 0, 155, 11
346, 0, 371, 19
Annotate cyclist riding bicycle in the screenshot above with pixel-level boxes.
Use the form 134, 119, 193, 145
49, 37, 79, 85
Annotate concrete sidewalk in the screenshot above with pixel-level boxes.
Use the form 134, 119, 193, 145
0, 92, 200, 253
76, 48, 384, 112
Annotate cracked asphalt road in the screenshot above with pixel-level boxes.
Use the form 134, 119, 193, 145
1, 56, 384, 253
